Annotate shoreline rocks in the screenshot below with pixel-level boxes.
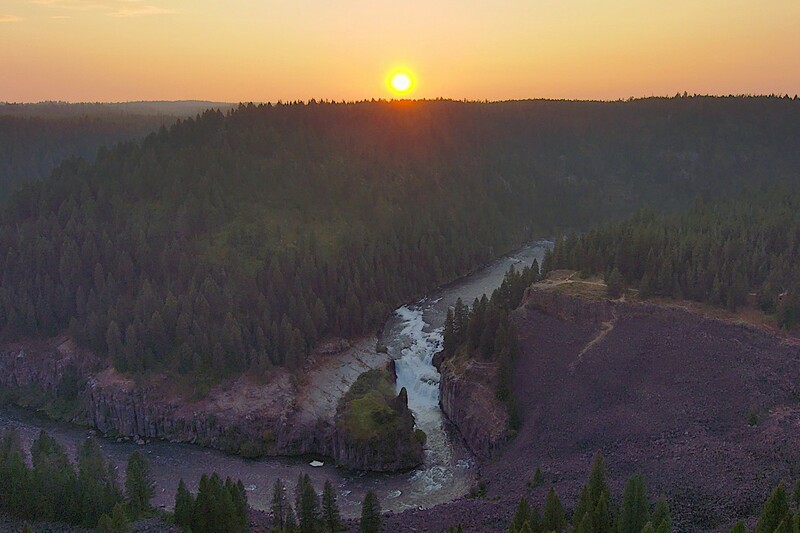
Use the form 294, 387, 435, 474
0, 335, 419, 472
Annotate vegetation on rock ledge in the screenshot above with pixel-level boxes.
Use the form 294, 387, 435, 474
336, 368, 424, 468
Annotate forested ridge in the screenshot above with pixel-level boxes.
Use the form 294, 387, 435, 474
0, 114, 176, 201
2, 96, 800, 382
544, 185, 800, 328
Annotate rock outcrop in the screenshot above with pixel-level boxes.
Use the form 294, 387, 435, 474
0, 337, 98, 400
332, 369, 425, 471
434, 350, 508, 459
522, 285, 613, 321
83, 368, 295, 454
0, 335, 418, 471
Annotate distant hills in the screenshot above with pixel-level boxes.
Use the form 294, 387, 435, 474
0, 100, 236, 200
0, 100, 236, 118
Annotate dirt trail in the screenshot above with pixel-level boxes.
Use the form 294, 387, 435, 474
481, 298, 800, 532
569, 312, 617, 371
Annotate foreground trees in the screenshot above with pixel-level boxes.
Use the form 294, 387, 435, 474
322, 479, 345, 532
125, 450, 154, 519
508, 453, 666, 533
5, 427, 799, 532
0, 429, 144, 528
173, 473, 248, 533
360, 490, 381, 533
505, 451, 800, 533
161, 473, 348, 533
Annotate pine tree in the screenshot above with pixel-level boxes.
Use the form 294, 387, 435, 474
298, 474, 319, 533
125, 450, 154, 519
756, 482, 790, 533
574, 512, 593, 533
294, 473, 305, 514
272, 478, 289, 531
529, 506, 542, 532
542, 488, 567, 532
174, 479, 194, 531
78, 438, 122, 526
0, 429, 31, 518
360, 490, 381, 533
443, 307, 456, 356
111, 502, 132, 533
30, 430, 77, 523
587, 453, 609, 502
617, 475, 650, 533
573, 452, 611, 531
607, 267, 625, 299
511, 497, 532, 532
190, 472, 246, 533
651, 497, 671, 532
594, 491, 613, 533
322, 479, 344, 532
231, 479, 248, 533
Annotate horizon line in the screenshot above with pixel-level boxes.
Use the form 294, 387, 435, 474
3, 93, 800, 107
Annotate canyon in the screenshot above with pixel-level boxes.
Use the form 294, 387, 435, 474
0, 334, 422, 472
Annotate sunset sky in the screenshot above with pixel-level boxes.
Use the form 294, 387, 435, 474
2, 0, 799, 103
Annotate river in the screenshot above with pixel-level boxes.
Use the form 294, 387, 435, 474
0, 240, 549, 518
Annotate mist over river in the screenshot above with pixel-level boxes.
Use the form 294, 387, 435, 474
0, 241, 549, 518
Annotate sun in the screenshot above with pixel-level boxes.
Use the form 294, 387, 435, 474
387, 69, 415, 96
391, 72, 411, 93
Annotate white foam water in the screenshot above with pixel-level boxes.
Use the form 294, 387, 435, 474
393, 305, 443, 410
0, 240, 550, 517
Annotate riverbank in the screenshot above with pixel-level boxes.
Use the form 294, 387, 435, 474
0, 332, 417, 471
0, 241, 551, 524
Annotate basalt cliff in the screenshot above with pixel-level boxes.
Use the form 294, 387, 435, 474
0, 336, 423, 472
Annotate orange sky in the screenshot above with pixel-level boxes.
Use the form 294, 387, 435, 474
2, 0, 799, 103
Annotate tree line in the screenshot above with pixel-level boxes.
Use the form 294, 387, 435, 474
0, 113, 175, 202
3, 97, 800, 383
500, 453, 672, 533
496, 452, 800, 533
442, 260, 541, 429
178, 471, 381, 533
543, 186, 800, 328
0, 427, 259, 532
0, 428, 153, 530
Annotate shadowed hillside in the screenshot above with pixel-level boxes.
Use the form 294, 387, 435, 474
2, 97, 800, 386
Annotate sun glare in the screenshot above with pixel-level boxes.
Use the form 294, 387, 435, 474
388, 70, 414, 96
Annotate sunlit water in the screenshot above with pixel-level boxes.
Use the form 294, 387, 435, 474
0, 241, 550, 518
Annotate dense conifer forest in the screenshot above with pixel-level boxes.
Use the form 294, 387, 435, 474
442, 261, 540, 428
0, 428, 153, 529
2, 97, 800, 382
0, 114, 175, 200
0, 427, 255, 532
544, 185, 800, 328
